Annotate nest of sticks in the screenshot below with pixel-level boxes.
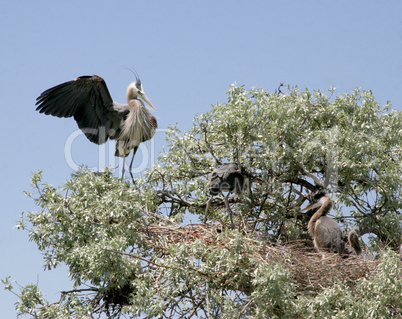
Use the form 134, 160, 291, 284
96, 219, 399, 316
136, 220, 388, 297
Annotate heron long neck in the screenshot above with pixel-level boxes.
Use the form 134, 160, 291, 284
348, 229, 362, 255
307, 196, 332, 237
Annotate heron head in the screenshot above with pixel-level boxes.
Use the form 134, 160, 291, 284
127, 79, 156, 109
301, 192, 329, 212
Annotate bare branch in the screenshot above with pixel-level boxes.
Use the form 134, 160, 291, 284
302, 168, 323, 187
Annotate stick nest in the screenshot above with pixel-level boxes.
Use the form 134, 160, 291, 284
138, 220, 393, 297
97, 219, 399, 316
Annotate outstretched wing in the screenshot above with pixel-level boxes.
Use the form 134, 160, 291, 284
36, 75, 116, 144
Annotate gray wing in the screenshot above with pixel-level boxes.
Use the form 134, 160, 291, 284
36, 75, 124, 144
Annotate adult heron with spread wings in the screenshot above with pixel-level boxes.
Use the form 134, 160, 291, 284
36, 74, 157, 181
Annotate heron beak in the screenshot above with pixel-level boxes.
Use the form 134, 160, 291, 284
301, 204, 313, 212
140, 93, 156, 109
301, 201, 322, 212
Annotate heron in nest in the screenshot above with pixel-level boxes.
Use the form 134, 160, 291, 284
302, 192, 361, 256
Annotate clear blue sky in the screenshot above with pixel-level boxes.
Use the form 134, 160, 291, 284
1, 1, 401, 316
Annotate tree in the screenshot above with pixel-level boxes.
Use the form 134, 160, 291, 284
4, 84, 402, 318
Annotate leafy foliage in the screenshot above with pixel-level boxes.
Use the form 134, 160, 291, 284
6, 85, 402, 318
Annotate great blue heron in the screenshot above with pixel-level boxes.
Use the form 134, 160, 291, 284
205, 163, 246, 224
301, 192, 361, 256
208, 163, 245, 196
36, 74, 157, 181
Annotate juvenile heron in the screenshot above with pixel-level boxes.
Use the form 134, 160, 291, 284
208, 163, 245, 196
301, 192, 361, 256
36, 74, 157, 181
204, 163, 246, 224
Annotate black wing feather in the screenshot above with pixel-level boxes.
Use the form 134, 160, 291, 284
36, 75, 115, 144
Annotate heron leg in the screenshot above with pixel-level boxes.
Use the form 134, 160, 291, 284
203, 197, 212, 224
224, 193, 234, 225
129, 146, 139, 184
121, 154, 126, 181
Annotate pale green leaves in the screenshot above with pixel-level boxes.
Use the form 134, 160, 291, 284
6, 84, 402, 318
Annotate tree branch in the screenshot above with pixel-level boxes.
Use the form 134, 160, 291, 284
284, 177, 315, 191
